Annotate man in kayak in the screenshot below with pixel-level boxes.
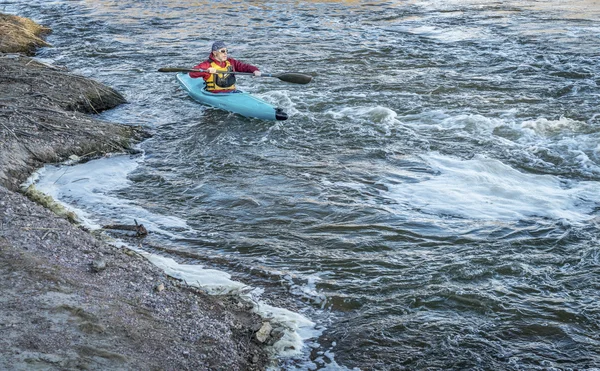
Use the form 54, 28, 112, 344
189, 41, 261, 93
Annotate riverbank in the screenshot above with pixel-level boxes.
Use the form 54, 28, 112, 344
0, 12, 270, 370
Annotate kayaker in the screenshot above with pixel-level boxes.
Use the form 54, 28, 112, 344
189, 41, 261, 93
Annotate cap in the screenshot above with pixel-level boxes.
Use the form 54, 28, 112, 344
211, 41, 226, 51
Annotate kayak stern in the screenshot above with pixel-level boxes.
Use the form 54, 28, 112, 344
275, 108, 288, 121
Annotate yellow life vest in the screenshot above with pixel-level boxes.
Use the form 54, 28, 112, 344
205, 60, 236, 91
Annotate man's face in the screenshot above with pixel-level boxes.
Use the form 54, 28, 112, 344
213, 48, 228, 62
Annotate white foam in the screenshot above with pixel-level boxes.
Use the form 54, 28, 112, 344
25, 155, 139, 229
406, 25, 491, 43
29, 155, 190, 235
417, 113, 504, 133
520, 116, 588, 136
388, 152, 599, 223
401, 113, 600, 177
144, 253, 247, 295
325, 105, 398, 124
323, 105, 402, 138
513, 117, 600, 175
257, 89, 298, 116
253, 300, 319, 357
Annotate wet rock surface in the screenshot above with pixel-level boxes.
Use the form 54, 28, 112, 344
0, 54, 142, 190
0, 12, 269, 370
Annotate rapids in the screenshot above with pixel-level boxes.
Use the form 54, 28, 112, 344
5, 0, 599, 369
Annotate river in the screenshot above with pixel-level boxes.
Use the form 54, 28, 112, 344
4, 0, 600, 369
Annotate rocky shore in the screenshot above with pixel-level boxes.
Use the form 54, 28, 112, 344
0, 13, 270, 370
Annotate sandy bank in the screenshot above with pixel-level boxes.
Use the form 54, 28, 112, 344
0, 12, 271, 370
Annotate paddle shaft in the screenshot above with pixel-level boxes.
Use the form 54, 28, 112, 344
159, 67, 268, 77
157, 67, 312, 84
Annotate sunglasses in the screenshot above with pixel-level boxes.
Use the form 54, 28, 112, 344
218, 49, 228, 53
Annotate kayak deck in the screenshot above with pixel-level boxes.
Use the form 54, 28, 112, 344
176, 73, 288, 121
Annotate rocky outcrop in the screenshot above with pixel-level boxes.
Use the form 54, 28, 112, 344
0, 13, 51, 55
0, 54, 143, 190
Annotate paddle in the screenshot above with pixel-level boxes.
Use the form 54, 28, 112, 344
157, 67, 312, 84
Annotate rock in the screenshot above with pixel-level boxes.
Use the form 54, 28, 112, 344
0, 13, 51, 55
154, 283, 165, 292
0, 55, 141, 192
255, 322, 272, 344
267, 328, 285, 346
91, 258, 107, 272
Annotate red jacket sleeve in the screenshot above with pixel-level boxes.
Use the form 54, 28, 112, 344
189, 60, 211, 79
229, 58, 259, 73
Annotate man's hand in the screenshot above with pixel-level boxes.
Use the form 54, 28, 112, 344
253, 70, 262, 77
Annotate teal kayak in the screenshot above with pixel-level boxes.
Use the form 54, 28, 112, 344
176, 73, 288, 121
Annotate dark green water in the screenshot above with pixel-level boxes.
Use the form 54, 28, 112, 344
6, 0, 600, 369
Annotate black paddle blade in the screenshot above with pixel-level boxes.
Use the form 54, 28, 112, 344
275, 73, 313, 84
158, 67, 197, 73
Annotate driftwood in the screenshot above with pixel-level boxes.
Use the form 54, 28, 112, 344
102, 219, 148, 237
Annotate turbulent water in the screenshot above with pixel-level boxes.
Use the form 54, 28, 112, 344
4, 0, 600, 369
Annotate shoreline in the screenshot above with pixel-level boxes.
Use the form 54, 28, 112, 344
0, 12, 273, 370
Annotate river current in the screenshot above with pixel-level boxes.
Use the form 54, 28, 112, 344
4, 0, 600, 369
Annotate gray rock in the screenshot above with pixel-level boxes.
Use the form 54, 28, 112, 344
255, 322, 273, 343
91, 258, 107, 272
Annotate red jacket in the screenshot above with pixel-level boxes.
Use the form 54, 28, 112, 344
189, 53, 259, 81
